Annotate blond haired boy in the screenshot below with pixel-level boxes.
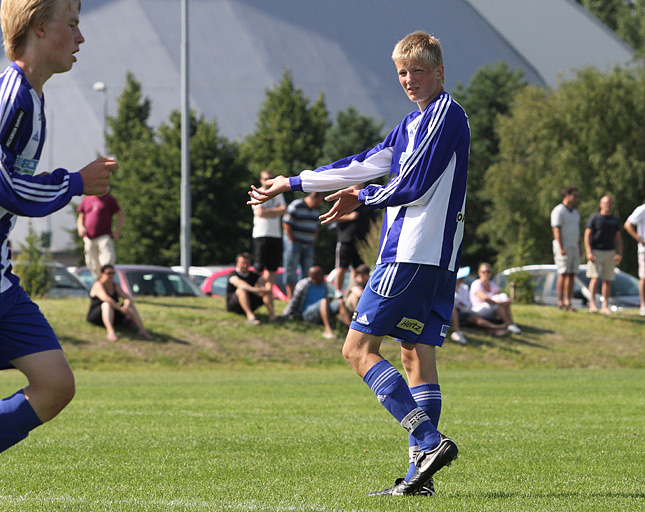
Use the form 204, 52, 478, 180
249, 31, 469, 496
0, 0, 116, 453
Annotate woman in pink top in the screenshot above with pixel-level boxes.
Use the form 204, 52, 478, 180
469, 263, 521, 334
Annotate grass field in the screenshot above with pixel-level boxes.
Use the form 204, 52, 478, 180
0, 369, 643, 511
0, 298, 643, 511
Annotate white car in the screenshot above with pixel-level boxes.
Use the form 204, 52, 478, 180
495, 264, 641, 311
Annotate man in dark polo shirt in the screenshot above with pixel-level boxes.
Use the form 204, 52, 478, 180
584, 195, 623, 314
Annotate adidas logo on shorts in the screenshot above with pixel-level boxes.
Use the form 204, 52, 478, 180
355, 314, 369, 325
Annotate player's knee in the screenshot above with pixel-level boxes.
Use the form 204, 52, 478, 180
49, 370, 76, 414
341, 341, 354, 364
342, 339, 363, 366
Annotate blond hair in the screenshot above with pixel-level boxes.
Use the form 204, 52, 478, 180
1, 0, 81, 61
392, 31, 443, 69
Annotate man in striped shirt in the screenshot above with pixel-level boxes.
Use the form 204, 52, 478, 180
0, 0, 115, 454
249, 31, 469, 495
282, 192, 324, 299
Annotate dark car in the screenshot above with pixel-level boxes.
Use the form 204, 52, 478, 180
13, 262, 89, 298
71, 264, 203, 297
495, 264, 640, 311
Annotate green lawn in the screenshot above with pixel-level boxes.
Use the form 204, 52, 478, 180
33, 297, 645, 370
0, 298, 643, 511
0, 369, 643, 511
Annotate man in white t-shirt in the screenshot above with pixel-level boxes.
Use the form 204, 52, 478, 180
550, 186, 581, 311
624, 203, 645, 316
252, 170, 286, 293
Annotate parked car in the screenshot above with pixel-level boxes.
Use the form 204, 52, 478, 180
71, 264, 203, 297
14, 262, 89, 298
495, 264, 640, 311
171, 265, 229, 288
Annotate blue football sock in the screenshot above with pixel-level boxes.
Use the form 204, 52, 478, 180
0, 390, 42, 453
405, 384, 442, 481
363, 360, 440, 451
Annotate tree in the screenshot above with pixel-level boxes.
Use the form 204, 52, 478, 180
109, 74, 250, 266
451, 62, 527, 268
317, 105, 385, 165
13, 222, 51, 297
575, 0, 645, 56
157, 111, 252, 265
241, 68, 329, 177
481, 66, 645, 274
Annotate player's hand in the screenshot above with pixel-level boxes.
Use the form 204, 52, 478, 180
79, 157, 118, 196
247, 175, 290, 205
320, 187, 361, 225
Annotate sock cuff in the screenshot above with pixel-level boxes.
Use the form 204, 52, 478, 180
410, 383, 442, 406
2, 390, 42, 431
363, 360, 400, 394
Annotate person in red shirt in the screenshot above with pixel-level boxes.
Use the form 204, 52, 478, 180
77, 193, 124, 280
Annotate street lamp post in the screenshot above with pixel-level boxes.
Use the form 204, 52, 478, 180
93, 81, 107, 155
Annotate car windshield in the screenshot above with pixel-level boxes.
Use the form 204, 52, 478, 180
125, 270, 201, 296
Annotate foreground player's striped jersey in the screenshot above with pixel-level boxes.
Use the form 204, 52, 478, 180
0, 63, 83, 293
289, 91, 469, 271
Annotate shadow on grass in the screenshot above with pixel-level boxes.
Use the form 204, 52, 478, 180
458, 327, 551, 351
136, 295, 208, 310
119, 331, 191, 346
136, 299, 207, 310
61, 335, 90, 346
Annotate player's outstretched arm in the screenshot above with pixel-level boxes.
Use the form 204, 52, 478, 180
320, 187, 361, 225
79, 157, 117, 196
247, 175, 291, 205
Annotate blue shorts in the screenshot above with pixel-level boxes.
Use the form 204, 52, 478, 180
350, 263, 456, 346
0, 285, 62, 369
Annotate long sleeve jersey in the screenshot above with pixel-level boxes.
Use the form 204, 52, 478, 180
0, 63, 84, 293
289, 91, 469, 271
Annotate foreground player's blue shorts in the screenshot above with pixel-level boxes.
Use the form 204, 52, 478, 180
350, 262, 456, 346
0, 285, 61, 369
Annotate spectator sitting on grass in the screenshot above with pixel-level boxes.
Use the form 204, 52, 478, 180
87, 265, 152, 341
226, 252, 277, 325
283, 265, 341, 339
450, 266, 508, 345
469, 263, 521, 334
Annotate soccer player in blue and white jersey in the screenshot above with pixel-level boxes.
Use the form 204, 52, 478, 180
0, 0, 116, 454
249, 31, 469, 496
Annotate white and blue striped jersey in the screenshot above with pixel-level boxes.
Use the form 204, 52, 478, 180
289, 91, 469, 271
0, 63, 84, 293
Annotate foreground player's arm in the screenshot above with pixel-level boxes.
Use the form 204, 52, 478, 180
0, 156, 115, 217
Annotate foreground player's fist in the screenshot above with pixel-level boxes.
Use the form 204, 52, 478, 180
79, 157, 118, 196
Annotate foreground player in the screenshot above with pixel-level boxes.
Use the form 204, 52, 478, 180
249, 31, 469, 495
0, 0, 116, 453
